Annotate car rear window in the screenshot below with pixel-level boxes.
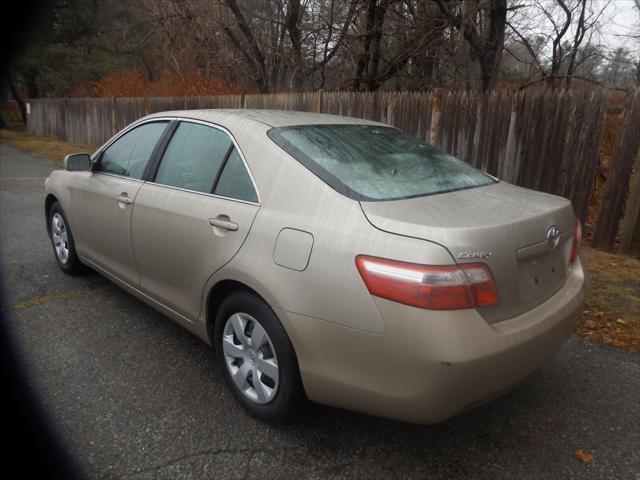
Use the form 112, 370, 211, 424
268, 124, 495, 201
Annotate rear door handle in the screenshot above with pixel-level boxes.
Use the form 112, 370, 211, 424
208, 218, 238, 231
116, 195, 132, 205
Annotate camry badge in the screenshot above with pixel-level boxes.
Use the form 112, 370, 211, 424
458, 251, 494, 260
546, 225, 560, 249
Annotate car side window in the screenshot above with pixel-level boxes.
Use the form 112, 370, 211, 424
97, 122, 168, 179
155, 122, 232, 193
214, 148, 258, 203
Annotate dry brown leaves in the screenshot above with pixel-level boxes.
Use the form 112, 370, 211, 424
575, 450, 594, 464
575, 247, 640, 352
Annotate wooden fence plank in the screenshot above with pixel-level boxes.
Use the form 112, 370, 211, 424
592, 91, 640, 250
620, 152, 640, 255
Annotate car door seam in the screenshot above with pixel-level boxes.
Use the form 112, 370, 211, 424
129, 180, 147, 286
198, 204, 262, 321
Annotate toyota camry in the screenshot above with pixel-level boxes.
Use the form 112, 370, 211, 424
44, 110, 587, 424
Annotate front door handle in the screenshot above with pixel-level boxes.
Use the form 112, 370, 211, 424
116, 194, 132, 205
208, 217, 238, 231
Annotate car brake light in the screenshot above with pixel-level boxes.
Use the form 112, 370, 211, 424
355, 255, 499, 310
570, 218, 581, 263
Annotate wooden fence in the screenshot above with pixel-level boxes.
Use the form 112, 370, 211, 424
26, 89, 640, 255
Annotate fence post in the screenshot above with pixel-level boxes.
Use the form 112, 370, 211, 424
620, 153, 640, 254
111, 96, 116, 135
592, 90, 640, 251
502, 109, 518, 183
429, 94, 441, 145
316, 91, 323, 113
241, 93, 246, 109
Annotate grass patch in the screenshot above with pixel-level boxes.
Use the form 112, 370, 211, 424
577, 247, 640, 351
0, 128, 96, 165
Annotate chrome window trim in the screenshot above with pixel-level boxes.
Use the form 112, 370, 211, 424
91, 117, 173, 166
92, 117, 175, 158
93, 116, 261, 205
141, 181, 261, 207
93, 172, 146, 184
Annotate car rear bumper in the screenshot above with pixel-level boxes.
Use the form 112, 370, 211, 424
276, 257, 587, 424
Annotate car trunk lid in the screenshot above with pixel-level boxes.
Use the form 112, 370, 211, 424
360, 182, 575, 323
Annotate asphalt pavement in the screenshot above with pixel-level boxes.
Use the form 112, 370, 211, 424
1, 143, 639, 479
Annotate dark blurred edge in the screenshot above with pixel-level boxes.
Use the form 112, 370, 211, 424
1, 1, 82, 478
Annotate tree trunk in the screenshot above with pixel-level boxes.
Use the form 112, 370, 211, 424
286, 0, 304, 91
270, 4, 288, 91
548, 0, 572, 89
479, 0, 507, 91
565, 0, 587, 87
222, 0, 269, 93
366, 1, 388, 91
353, 0, 377, 91
140, 58, 156, 82
7, 73, 27, 124
434, 0, 507, 91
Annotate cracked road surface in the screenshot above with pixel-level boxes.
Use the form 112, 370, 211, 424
1, 144, 639, 479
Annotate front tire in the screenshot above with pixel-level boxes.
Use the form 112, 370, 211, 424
214, 291, 303, 423
48, 202, 84, 274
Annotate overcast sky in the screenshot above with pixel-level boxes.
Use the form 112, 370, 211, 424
512, 0, 640, 61
598, 0, 639, 54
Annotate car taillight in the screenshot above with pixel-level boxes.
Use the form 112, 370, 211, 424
570, 218, 582, 263
355, 255, 499, 310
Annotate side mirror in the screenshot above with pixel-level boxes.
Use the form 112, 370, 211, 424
64, 153, 92, 172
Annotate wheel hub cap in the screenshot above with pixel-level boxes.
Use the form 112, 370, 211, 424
222, 312, 279, 405
51, 213, 70, 265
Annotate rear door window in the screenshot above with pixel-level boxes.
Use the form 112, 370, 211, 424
155, 122, 232, 193
213, 148, 258, 203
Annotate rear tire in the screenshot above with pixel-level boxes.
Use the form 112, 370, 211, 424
48, 202, 85, 274
214, 291, 303, 423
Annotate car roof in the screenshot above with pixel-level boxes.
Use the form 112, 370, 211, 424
145, 109, 385, 128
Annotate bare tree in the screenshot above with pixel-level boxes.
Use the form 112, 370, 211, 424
508, 0, 610, 89
434, 0, 508, 90
284, 0, 303, 90
221, 0, 270, 92
7, 0, 632, 98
